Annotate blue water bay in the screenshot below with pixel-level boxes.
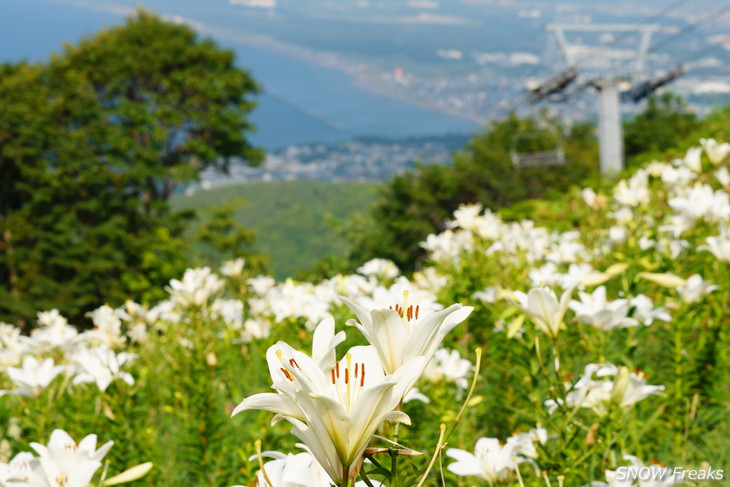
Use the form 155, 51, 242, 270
0, 0, 477, 149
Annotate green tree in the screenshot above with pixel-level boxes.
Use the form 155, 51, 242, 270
0, 10, 262, 324
695, 103, 730, 142
194, 199, 267, 274
624, 93, 700, 160
0, 63, 54, 322
49, 8, 263, 205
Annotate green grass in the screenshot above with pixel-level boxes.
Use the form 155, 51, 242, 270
173, 181, 377, 278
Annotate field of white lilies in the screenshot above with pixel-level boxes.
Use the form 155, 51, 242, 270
1, 139, 729, 487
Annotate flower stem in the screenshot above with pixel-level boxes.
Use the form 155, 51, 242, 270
444, 347, 482, 441
415, 423, 447, 487
255, 439, 275, 487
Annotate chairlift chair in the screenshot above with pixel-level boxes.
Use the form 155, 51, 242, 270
509, 121, 566, 169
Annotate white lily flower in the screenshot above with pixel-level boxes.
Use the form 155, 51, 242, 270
676, 274, 717, 304
309, 317, 347, 371
71, 346, 137, 392
356, 259, 399, 281
683, 146, 703, 172
581, 188, 597, 207
668, 184, 730, 228
422, 348, 472, 390
83, 305, 126, 349
232, 320, 424, 485
701, 225, 730, 262
220, 257, 246, 277
613, 177, 650, 207
247, 275, 277, 296
37, 309, 68, 329
166, 267, 224, 308
569, 287, 638, 331
528, 262, 561, 287
239, 449, 383, 487
448, 203, 484, 231
609, 226, 628, 244
28, 310, 79, 355
211, 299, 244, 329
412, 268, 450, 295
472, 286, 500, 304
660, 163, 696, 187
513, 286, 574, 339
446, 438, 526, 483
30, 429, 113, 487
561, 263, 602, 289
251, 451, 334, 487
550, 363, 664, 416
610, 367, 665, 409
629, 295, 671, 326
420, 229, 474, 264
340, 292, 472, 375
248, 278, 335, 331
0, 323, 26, 367
239, 318, 272, 343
2, 356, 65, 398
147, 299, 182, 325
506, 428, 547, 460
0, 451, 43, 486
715, 166, 730, 186
701, 137, 730, 165
402, 387, 430, 404
126, 322, 149, 344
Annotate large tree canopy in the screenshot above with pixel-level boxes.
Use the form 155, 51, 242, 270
49, 9, 263, 203
624, 93, 701, 161
0, 10, 262, 324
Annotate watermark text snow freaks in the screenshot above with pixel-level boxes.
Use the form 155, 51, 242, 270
616, 466, 725, 482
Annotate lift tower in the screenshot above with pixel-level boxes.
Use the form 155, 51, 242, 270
544, 24, 659, 174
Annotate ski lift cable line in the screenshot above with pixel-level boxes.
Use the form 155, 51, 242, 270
510, 0, 702, 110
676, 43, 725, 67
646, 4, 730, 55
558, 4, 730, 104
601, 3, 730, 76
523, 0, 693, 107
566, 0, 691, 70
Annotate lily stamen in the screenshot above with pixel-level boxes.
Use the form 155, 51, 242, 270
345, 353, 352, 407
274, 350, 296, 381
279, 367, 294, 381
402, 290, 409, 325
63, 443, 79, 452
330, 361, 367, 390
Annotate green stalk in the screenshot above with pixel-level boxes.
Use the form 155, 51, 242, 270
414, 424, 447, 487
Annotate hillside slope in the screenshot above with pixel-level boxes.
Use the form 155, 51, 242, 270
173, 181, 377, 278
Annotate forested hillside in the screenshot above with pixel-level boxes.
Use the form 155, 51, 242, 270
173, 181, 376, 278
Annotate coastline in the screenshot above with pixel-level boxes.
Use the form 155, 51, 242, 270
187, 23, 484, 125
350, 74, 486, 126
51, 0, 482, 127
198, 27, 484, 126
